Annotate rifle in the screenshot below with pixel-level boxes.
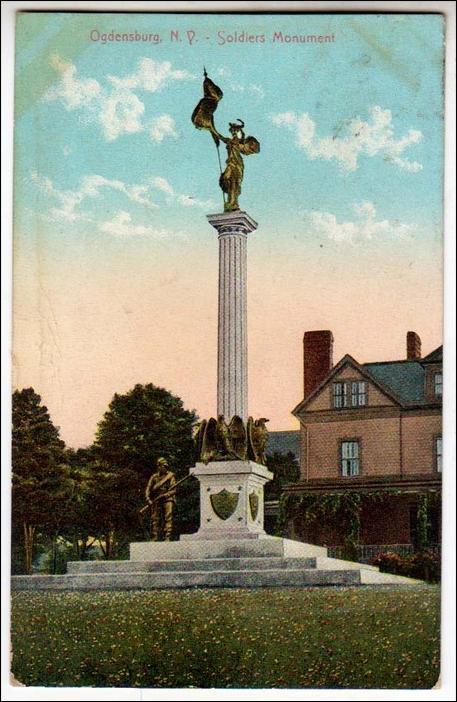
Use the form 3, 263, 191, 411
139, 473, 192, 515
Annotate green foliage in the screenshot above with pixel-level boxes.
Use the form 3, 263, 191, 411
174, 475, 200, 536
11, 587, 440, 688
276, 491, 362, 559
265, 451, 300, 501
93, 383, 197, 482
82, 383, 200, 549
38, 537, 76, 575
12, 388, 66, 522
11, 384, 200, 572
12, 388, 67, 573
277, 489, 441, 561
275, 493, 301, 536
416, 494, 431, 552
372, 550, 441, 583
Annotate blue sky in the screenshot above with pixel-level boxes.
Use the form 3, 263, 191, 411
16, 13, 444, 242
13, 12, 444, 446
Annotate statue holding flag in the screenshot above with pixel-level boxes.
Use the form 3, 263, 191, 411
191, 70, 260, 212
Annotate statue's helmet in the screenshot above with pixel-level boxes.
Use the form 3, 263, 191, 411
156, 457, 168, 468
229, 119, 245, 137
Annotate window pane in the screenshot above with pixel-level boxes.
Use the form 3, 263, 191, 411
334, 383, 343, 408
434, 373, 443, 396
351, 382, 358, 406
352, 381, 366, 407
341, 441, 360, 475
436, 436, 442, 472
359, 382, 366, 406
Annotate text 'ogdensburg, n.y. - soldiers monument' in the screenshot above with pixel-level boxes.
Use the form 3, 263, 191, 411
12, 72, 368, 590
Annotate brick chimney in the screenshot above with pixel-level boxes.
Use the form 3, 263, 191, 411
407, 331, 421, 360
303, 330, 334, 398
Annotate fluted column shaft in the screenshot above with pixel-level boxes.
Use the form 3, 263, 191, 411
207, 211, 258, 421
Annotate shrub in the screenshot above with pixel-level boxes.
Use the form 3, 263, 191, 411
409, 550, 441, 583
371, 550, 440, 583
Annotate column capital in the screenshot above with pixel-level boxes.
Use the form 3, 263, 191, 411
207, 210, 258, 236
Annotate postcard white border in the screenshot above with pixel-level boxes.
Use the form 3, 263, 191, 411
2, 2, 455, 701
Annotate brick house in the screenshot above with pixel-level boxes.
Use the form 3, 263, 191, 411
283, 330, 442, 559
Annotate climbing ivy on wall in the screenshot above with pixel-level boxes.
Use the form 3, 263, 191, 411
276, 489, 441, 558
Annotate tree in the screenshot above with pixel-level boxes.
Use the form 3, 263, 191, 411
94, 384, 197, 480
265, 451, 300, 501
92, 383, 198, 545
12, 388, 66, 573
40, 448, 102, 571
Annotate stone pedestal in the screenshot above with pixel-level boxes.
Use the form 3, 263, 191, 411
207, 211, 258, 421
182, 460, 273, 541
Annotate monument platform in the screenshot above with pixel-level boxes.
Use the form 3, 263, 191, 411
10, 535, 422, 590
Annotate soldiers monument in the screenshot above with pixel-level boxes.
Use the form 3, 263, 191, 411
12, 72, 364, 589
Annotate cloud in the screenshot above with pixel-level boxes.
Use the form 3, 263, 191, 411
31, 171, 215, 223
175, 194, 215, 209
107, 58, 193, 92
99, 91, 145, 141
271, 106, 423, 172
31, 172, 158, 222
148, 175, 215, 209
31, 171, 92, 222
216, 67, 265, 101
251, 84, 265, 100
149, 114, 178, 143
45, 54, 102, 110
304, 201, 415, 244
44, 55, 193, 142
150, 176, 174, 195
98, 211, 169, 238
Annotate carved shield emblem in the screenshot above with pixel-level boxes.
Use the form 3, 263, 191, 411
210, 489, 239, 520
249, 491, 259, 521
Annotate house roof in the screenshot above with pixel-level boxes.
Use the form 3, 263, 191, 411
364, 361, 426, 404
421, 345, 443, 364
292, 345, 443, 416
267, 430, 300, 460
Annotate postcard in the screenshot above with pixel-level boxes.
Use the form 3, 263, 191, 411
8, 8, 448, 693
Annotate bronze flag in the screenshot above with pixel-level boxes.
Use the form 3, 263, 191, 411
191, 70, 223, 145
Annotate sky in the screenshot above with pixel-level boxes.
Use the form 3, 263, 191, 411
13, 12, 444, 448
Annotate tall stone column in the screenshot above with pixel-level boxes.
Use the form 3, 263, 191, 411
207, 210, 258, 421
181, 209, 272, 542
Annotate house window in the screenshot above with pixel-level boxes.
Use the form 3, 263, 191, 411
333, 381, 367, 408
436, 436, 442, 473
333, 382, 348, 409
341, 441, 360, 476
434, 372, 443, 397
351, 381, 367, 407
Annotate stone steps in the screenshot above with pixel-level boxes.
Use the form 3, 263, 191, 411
11, 567, 360, 591
129, 536, 328, 561
67, 556, 317, 574
15, 537, 421, 591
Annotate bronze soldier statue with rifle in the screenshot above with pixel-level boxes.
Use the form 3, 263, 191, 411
140, 458, 192, 541
142, 458, 177, 541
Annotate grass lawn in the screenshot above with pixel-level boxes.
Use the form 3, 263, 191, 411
11, 585, 440, 689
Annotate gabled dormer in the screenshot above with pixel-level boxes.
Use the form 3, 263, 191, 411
421, 346, 443, 404
293, 354, 400, 417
